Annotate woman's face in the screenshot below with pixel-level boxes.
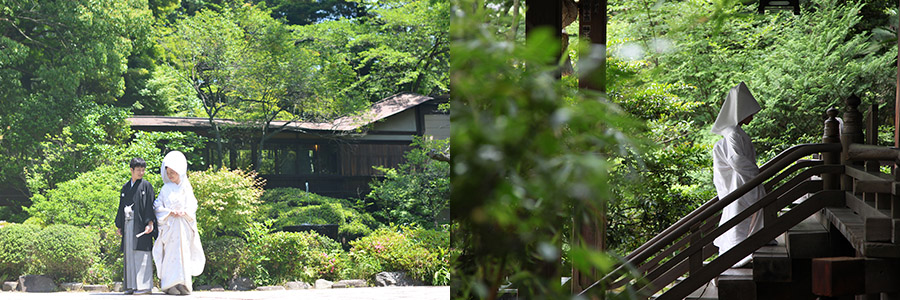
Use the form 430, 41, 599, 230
166, 167, 181, 185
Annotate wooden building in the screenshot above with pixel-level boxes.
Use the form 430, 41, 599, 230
128, 92, 449, 199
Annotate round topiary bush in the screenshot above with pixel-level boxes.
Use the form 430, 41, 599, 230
259, 231, 343, 283
260, 188, 381, 246
0, 223, 40, 281
30, 224, 99, 282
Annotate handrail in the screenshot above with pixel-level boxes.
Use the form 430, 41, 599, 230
637, 165, 839, 294
657, 189, 844, 300
582, 143, 841, 295
847, 143, 900, 162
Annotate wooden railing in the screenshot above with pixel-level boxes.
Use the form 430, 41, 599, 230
580, 99, 900, 299
579, 142, 843, 298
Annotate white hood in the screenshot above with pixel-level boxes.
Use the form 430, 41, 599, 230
711, 82, 761, 135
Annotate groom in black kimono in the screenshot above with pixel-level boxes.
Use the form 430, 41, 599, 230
115, 158, 157, 295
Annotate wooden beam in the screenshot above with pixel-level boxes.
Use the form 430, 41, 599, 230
812, 257, 900, 297
854, 180, 893, 194
812, 257, 865, 297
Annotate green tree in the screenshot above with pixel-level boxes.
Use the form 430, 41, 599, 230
157, 5, 245, 168
25, 131, 205, 229
0, 0, 154, 212
295, 0, 450, 102
258, 0, 368, 26
368, 137, 449, 229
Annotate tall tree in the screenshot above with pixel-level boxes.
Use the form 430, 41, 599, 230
0, 0, 152, 207
295, 0, 450, 103
228, 4, 334, 172
158, 7, 246, 168
259, 0, 368, 26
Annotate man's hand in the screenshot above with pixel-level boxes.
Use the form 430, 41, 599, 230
143, 222, 154, 235
116, 228, 122, 236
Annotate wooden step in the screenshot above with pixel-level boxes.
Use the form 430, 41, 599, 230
716, 268, 755, 300
787, 214, 832, 259
685, 279, 718, 300
752, 241, 791, 282
823, 207, 900, 258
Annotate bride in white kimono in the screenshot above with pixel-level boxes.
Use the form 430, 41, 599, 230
710, 82, 770, 268
153, 151, 205, 295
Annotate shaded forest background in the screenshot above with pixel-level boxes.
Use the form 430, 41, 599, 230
451, 0, 897, 298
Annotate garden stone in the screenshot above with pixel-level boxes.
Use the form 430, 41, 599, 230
333, 279, 367, 288
211, 287, 225, 292
197, 284, 223, 291
227, 277, 255, 291
59, 282, 83, 291
256, 286, 286, 291
17, 275, 57, 292
2, 281, 17, 291
315, 279, 333, 289
375, 272, 423, 286
284, 281, 311, 290
112, 282, 123, 292
83, 284, 109, 292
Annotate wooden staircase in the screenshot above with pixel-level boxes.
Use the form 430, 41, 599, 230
582, 101, 900, 299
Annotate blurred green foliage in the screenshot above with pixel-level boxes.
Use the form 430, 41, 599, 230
451, 1, 642, 298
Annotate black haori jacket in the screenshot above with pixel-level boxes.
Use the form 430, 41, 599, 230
114, 179, 158, 251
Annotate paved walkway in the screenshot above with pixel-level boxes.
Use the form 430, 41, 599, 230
0, 286, 450, 300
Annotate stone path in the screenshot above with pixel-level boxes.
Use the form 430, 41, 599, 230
0, 286, 450, 300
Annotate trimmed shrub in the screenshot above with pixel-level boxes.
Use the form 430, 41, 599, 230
192, 168, 265, 239
30, 224, 99, 282
87, 226, 123, 284
26, 165, 130, 229
260, 188, 380, 245
258, 231, 342, 284
347, 225, 450, 285
0, 223, 40, 281
195, 236, 249, 286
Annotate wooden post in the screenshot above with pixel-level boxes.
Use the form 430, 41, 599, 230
577, 0, 606, 91
572, 0, 607, 296
524, 2, 564, 295
842, 95, 864, 190
824, 107, 841, 190
865, 104, 879, 172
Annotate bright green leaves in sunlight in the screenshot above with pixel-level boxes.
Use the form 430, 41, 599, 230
0, 0, 153, 213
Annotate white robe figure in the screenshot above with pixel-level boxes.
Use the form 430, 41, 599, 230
153, 151, 205, 294
711, 82, 765, 266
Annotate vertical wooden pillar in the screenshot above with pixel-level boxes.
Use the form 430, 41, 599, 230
578, 0, 607, 92
866, 104, 879, 172
525, 0, 562, 62
842, 95, 865, 190
524, 1, 564, 295
572, 0, 607, 297
895, 0, 900, 149
824, 107, 841, 190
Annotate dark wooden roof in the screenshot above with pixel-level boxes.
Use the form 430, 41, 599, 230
128, 93, 434, 132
